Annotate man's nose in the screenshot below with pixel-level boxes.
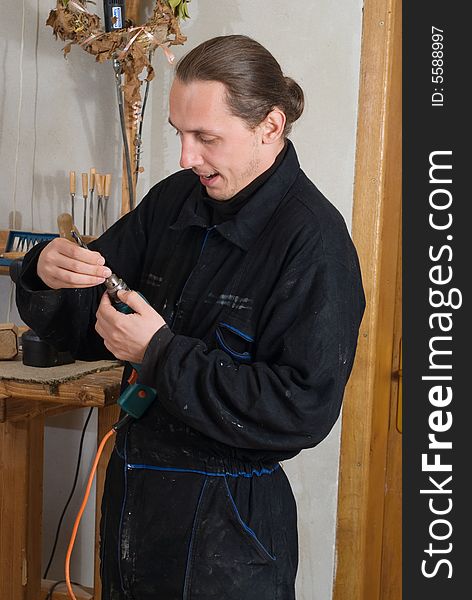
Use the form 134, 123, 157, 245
180, 138, 204, 170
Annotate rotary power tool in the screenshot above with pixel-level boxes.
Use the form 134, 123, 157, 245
103, 0, 126, 32
71, 228, 157, 419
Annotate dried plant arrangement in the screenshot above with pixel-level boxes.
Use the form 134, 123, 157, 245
47, 0, 189, 115
46, 0, 191, 212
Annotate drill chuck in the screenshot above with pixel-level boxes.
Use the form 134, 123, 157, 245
104, 273, 130, 303
104, 274, 147, 316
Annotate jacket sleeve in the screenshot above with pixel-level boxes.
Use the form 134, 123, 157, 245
140, 229, 366, 453
15, 189, 155, 360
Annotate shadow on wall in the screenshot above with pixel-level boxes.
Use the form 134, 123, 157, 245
147, 0, 244, 186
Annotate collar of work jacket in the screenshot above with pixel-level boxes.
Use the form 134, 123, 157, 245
169, 139, 301, 251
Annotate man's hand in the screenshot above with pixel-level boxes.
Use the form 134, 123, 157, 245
37, 238, 111, 289
95, 289, 166, 363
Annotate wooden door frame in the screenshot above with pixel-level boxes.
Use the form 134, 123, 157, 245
333, 0, 402, 598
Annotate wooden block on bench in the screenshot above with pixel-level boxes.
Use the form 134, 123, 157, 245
0, 323, 18, 360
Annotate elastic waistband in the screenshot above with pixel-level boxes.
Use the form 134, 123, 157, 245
125, 462, 280, 478
114, 429, 280, 478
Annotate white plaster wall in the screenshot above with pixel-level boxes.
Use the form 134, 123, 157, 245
0, 1, 362, 597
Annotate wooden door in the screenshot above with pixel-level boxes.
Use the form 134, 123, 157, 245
333, 0, 402, 598
379, 232, 402, 599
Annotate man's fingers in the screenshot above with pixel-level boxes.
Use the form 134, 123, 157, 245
37, 238, 111, 288
100, 291, 112, 306
54, 238, 107, 266
95, 289, 165, 363
50, 269, 107, 288
53, 252, 111, 279
96, 291, 118, 324
116, 289, 147, 313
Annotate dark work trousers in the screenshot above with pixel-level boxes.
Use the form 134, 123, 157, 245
100, 449, 299, 600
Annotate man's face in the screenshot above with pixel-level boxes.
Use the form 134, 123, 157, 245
169, 79, 275, 201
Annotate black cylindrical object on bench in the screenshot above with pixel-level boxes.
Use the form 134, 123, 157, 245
21, 329, 75, 368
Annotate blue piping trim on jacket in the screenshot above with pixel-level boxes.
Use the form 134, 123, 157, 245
219, 321, 254, 342
126, 463, 280, 478
118, 430, 129, 593
200, 225, 215, 250
182, 477, 208, 598
223, 477, 276, 561
114, 445, 125, 460
215, 327, 252, 362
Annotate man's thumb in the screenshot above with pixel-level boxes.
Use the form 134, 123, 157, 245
116, 289, 146, 313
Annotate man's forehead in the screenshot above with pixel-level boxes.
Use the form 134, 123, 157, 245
167, 117, 221, 136
170, 79, 232, 110
169, 79, 235, 132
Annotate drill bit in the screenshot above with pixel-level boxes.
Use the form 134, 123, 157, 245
70, 228, 129, 302
71, 227, 88, 249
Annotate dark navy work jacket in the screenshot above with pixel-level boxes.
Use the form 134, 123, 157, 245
17, 141, 365, 475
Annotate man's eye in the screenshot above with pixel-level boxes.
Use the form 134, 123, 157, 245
199, 136, 216, 144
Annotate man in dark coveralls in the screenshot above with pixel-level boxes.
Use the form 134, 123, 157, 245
17, 35, 365, 600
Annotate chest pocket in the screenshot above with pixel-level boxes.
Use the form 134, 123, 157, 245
215, 321, 255, 364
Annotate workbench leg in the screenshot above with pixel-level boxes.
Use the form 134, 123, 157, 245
93, 404, 120, 600
0, 414, 44, 600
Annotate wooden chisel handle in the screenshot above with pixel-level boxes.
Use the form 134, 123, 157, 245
69, 171, 76, 194
104, 174, 111, 198
57, 213, 75, 241
90, 167, 96, 192
82, 173, 88, 198
96, 174, 104, 197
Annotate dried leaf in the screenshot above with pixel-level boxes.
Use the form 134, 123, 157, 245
46, 0, 188, 120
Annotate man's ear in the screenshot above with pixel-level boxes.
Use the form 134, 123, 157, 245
260, 108, 286, 143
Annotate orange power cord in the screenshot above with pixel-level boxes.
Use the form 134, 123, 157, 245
65, 427, 116, 600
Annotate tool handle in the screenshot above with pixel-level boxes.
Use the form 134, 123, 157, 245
90, 167, 96, 191
112, 289, 158, 419
69, 171, 76, 194
57, 213, 74, 240
104, 173, 112, 197
118, 382, 157, 419
111, 291, 147, 315
112, 300, 134, 314
82, 173, 88, 198
96, 174, 104, 196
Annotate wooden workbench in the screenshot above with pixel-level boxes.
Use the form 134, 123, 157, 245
0, 363, 122, 600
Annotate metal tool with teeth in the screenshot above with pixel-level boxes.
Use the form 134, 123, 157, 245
0, 230, 58, 267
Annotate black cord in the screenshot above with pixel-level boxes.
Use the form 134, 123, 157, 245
113, 412, 134, 431
43, 407, 95, 580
